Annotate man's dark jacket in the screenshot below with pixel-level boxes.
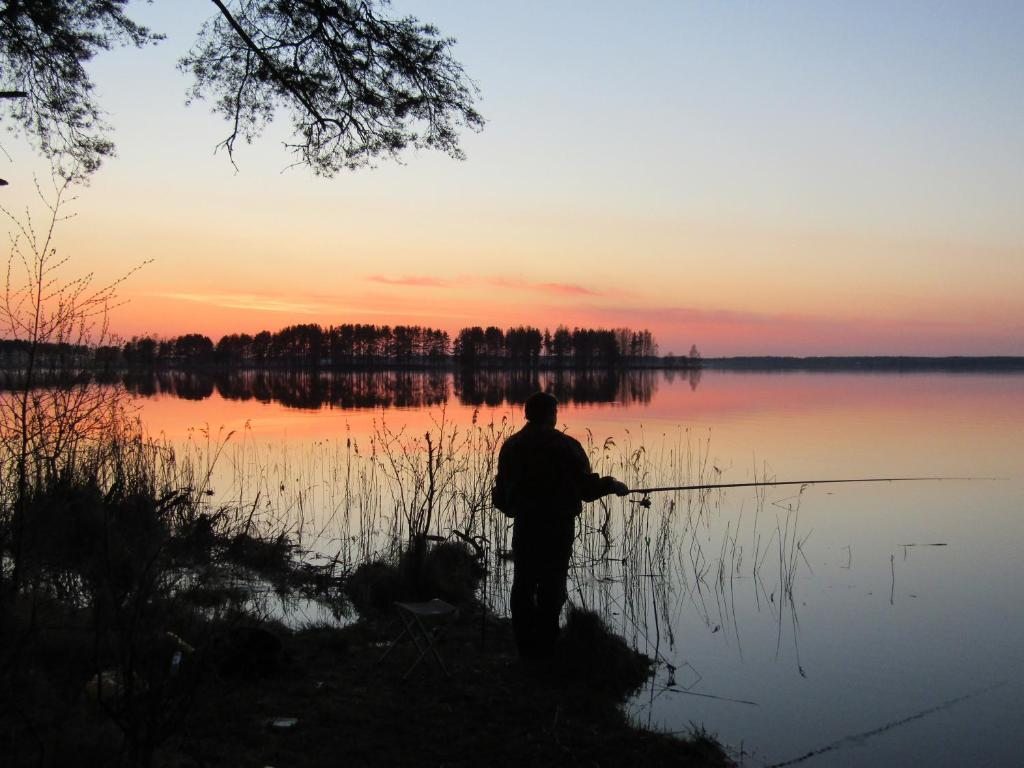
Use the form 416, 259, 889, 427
492, 423, 616, 549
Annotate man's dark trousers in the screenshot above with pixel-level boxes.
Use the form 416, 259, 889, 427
510, 519, 573, 659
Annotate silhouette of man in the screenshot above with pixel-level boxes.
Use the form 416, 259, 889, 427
492, 392, 629, 659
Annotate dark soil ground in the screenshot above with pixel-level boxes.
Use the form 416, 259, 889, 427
163, 610, 731, 768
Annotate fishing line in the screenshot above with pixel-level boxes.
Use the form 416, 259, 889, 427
766, 682, 1007, 767
657, 686, 758, 707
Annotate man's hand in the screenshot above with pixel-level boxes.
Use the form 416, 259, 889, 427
611, 480, 630, 497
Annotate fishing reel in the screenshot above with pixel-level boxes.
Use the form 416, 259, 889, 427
629, 492, 652, 509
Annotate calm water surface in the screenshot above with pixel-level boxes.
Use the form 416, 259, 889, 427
135, 370, 1024, 766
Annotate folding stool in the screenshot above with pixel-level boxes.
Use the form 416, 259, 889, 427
378, 599, 458, 679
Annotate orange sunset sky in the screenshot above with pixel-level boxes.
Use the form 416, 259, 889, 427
2, 1, 1022, 356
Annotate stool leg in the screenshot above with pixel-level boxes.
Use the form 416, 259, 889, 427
401, 621, 452, 679
378, 614, 414, 664
425, 626, 451, 677
402, 620, 430, 678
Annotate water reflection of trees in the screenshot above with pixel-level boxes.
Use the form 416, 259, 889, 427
115, 368, 676, 409
455, 368, 660, 407
120, 369, 450, 409
664, 366, 702, 392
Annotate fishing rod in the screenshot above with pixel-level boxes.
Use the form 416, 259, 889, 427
627, 476, 992, 505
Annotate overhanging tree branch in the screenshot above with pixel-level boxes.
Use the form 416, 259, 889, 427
181, 0, 484, 175
0, 1, 162, 176
0, 1, 483, 177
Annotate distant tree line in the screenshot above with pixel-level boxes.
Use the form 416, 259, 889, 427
702, 356, 1024, 372
116, 324, 451, 368
107, 323, 676, 369
0, 339, 90, 361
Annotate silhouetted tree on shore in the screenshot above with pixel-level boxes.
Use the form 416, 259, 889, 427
453, 324, 658, 368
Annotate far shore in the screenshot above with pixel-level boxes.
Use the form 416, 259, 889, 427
702, 355, 1024, 372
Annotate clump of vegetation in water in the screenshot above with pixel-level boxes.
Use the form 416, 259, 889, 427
0, 435, 325, 766
345, 538, 483, 616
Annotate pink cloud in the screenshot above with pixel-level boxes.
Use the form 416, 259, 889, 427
365, 273, 602, 297
152, 291, 326, 314
487, 277, 601, 296
366, 275, 450, 287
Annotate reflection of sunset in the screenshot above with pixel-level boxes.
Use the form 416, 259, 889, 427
584, 373, 1024, 478
137, 392, 508, 445
135, 372, 1024, 481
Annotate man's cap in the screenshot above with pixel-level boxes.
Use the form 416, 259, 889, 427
524, 391, 558, 423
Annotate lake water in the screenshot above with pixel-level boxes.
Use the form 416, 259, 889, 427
131, 369, 1024, 766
